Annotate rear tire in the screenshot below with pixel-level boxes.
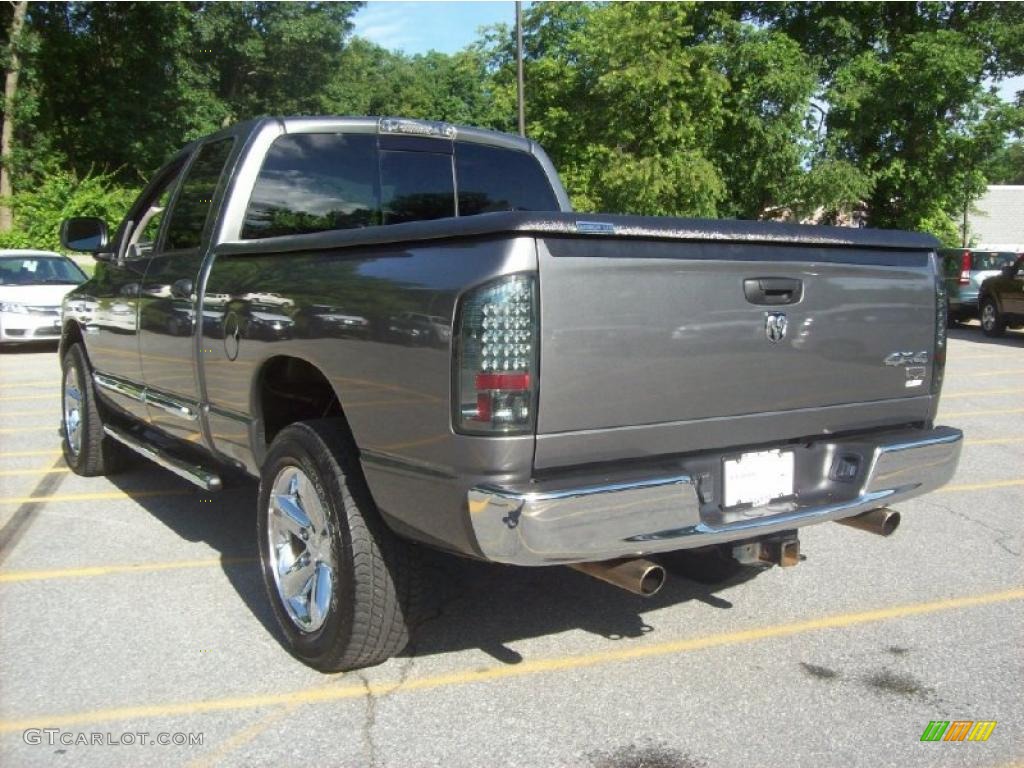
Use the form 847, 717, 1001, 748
257, 420, 420, 671
980, 297, 1006, 337
60, 343, 130, 476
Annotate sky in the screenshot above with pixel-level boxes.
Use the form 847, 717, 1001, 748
351, 2, 1024, 103
352, 1, 517, 55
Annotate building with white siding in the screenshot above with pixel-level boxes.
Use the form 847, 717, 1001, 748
969, 185, 1024, 250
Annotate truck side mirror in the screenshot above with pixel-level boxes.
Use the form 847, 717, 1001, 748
60, 217, 109, 255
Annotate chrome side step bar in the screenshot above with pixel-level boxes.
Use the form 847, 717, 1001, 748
103, 425, 223, 492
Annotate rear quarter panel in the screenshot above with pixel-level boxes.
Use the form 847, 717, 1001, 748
200, 235, 538, 553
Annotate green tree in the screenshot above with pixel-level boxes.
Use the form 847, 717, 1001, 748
984, 140, 1024, 184
746, 2, 1024, 239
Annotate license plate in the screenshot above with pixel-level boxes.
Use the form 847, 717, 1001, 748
723, 449, 794, 508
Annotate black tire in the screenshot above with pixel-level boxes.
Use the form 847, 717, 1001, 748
980, 297, 1006, 338
945, 303, 961, 328
257, 420, 420, 671
60, 343, 130, 476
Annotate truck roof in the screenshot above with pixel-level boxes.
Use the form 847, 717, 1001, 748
192, 116, 537, 155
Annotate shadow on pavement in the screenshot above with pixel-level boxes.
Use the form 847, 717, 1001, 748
106, 464, 763, 668
0, 340, 60, 354
947, 324, 1024, 349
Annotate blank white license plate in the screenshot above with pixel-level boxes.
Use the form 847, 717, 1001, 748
723, 449, 794, 508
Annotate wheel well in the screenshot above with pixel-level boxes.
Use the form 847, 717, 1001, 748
257, 356, 345, 446
60, 322, 84, 361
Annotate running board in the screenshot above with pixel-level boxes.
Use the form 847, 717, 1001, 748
103, 425, 223, 492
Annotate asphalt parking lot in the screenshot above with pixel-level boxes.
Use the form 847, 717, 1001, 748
0, 325, 1022, 768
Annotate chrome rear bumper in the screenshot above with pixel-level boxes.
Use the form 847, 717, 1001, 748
468, 426, 962, 565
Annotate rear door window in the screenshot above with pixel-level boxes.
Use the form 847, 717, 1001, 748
242, 133, 380, 238
455, 142, 558, 215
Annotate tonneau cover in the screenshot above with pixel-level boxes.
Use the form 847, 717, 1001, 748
217, 211, 939, 256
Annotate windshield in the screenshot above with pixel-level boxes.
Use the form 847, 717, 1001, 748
0, 255, 87, 286
972, 251, 1018, 271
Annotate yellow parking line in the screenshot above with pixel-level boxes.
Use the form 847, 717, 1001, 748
0, 557, 255, 584
0, 488, 192, 505
952, 352, 1024, 361
0, 449, 61, 458
964, 437, 1024, 446
0, 410, 59, 417
0, 586, 1020, 733
948, 367, 1024, 378
940, 407, 1024, 418
938, 479, 1024, 494
0, 381, 59, 388
0, 426, 55, 434
0, 467, 69, 477
941, 388, 1021, 399
0, 394, 57, 402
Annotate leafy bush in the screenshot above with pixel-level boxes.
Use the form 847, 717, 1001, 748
0, 167, 139, 252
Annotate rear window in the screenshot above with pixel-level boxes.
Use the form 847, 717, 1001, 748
455, 142, 558, 214
241, 132, 558, 239
380, 150, 455, 225
972, 251, 1017, 271
0, 256, 86, 286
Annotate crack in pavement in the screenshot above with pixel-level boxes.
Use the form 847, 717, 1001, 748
919, 497, 1022, 557
357, 672, 380, 768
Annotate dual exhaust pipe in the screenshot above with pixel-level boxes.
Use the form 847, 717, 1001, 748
836, 507, 901, 537
569, 507, 899, 597
570, 557, 666, 597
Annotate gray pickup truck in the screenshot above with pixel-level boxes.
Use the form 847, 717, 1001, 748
58, 117, 962, 671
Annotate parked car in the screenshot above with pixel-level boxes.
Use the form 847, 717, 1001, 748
978, 254, 1024, 337
939, 248, 1019, 325
0, 250, 87, 345
57, 116, 961, 671
387, 311, 451, 347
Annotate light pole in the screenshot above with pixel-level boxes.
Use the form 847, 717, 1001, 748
516, 1, 525, 137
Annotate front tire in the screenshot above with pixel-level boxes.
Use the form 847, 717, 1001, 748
61, 343, 129, 476
257, 420, 420, 671
980, 297, 1006, 337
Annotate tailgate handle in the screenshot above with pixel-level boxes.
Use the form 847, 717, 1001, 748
743, 277, 803, 305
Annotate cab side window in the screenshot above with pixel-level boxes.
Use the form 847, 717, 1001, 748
164, 138, 235, 251
120, 163, 185, 260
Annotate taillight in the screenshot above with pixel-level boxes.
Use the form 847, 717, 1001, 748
454, 274, 538, 434
959, 250, 971, 284
932, 257, 947, 396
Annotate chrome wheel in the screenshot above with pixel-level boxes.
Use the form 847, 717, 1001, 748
63, 365, 82, 458
981, 302, 996, 331
267, 466, 336, 633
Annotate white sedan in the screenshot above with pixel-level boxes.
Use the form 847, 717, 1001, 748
0, 249, 87, 345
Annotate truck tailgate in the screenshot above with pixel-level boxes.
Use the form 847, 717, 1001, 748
536, 236, 938, 462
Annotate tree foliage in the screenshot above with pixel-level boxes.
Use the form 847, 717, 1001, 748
1, 1, 1022, 249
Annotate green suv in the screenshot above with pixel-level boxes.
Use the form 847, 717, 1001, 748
978, 254, 1024, 337
940, 248, 1019, 325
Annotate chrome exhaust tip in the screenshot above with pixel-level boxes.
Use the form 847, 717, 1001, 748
570, 557, 666, 597
836, 507, 901, 537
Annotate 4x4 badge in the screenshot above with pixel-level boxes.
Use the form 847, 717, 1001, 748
765, 312, 787, 343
